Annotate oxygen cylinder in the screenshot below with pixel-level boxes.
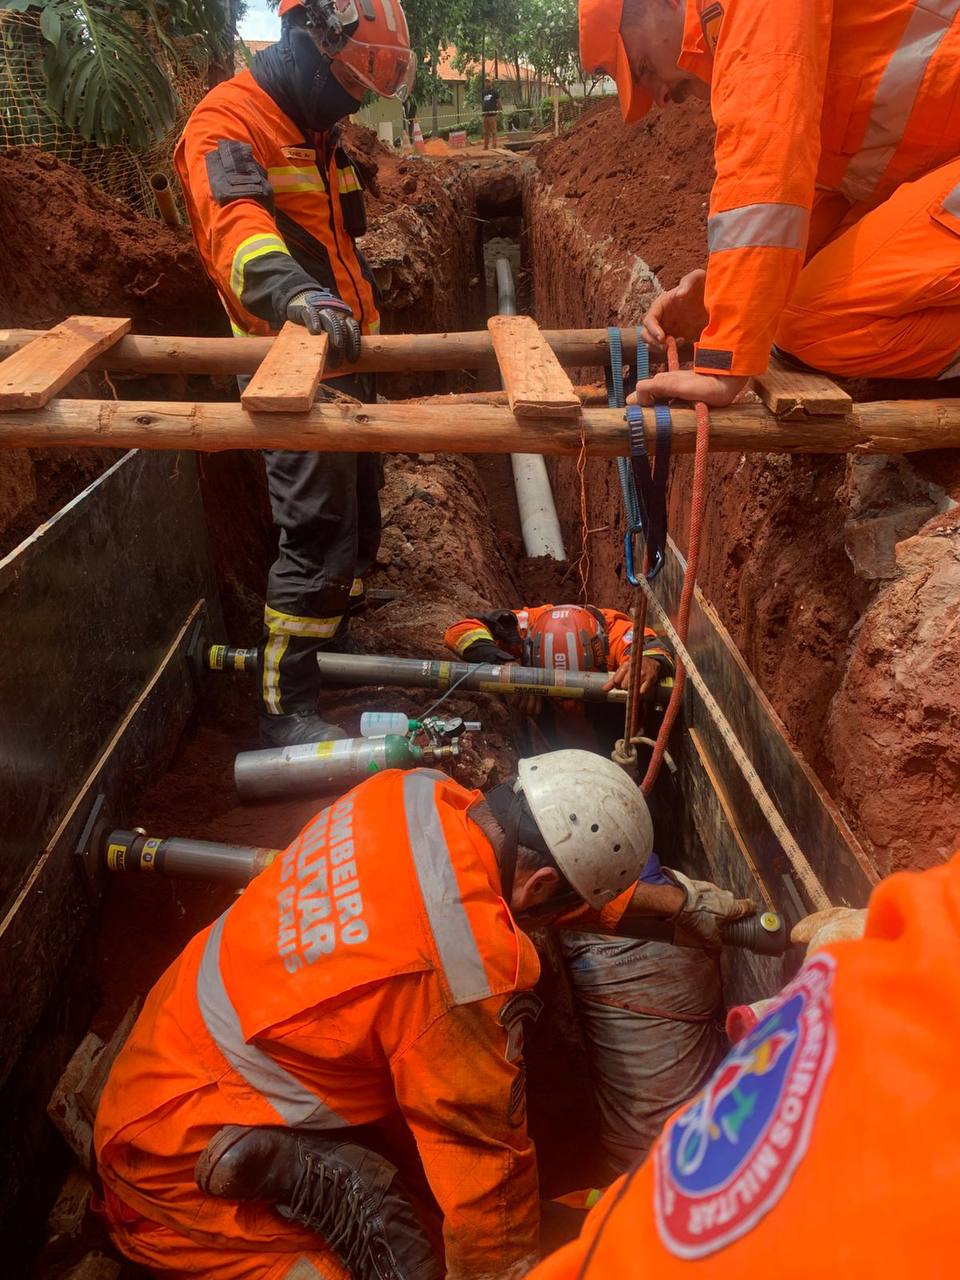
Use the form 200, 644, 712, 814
234, 735, 458, 801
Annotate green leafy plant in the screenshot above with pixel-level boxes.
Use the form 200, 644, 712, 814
0, 0, 179, 147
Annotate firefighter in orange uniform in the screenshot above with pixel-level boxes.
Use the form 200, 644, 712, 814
527, 853, 960, 1275
444, 603, 674, 751
94, 752, 753, 1280
578, 0, 960, 406
445, 603, 674, 696
175, 0, 415, 747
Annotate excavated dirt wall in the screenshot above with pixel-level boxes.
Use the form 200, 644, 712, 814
528, 99, 960, 875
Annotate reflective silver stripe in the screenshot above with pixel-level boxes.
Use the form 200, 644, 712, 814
840, 0, 960, 203
707, 202, 809, 254
566, 630, 580, 671
197, 911, 346, 1129
402, 771, 492, 1005
942, 179, 960, 219
286, 1260, 324, 1280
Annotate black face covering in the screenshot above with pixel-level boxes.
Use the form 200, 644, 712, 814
251, 13, 363, 136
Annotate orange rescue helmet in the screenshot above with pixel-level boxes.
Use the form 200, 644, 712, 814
523, 605, 609, 673
578, 0, 653, 123
280, 0, 415, 101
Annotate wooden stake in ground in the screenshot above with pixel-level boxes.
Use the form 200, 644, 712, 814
240, 323, 329, 412
487, 315, 582, 420
0, 316, 130, 410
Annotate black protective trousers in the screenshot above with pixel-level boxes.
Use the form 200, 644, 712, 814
257, 372, 382, 717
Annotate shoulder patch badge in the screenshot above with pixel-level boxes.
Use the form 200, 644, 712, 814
700, 2, 724, 53
655, 953, 836, 1258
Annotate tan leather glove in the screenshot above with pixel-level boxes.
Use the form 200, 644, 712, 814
791, 906, 867, 956
663, 867, 757, 949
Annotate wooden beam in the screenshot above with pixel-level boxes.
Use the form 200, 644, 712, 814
753, 354, 853, 418
0, 396, 958, 456
0, 326, 635, 378
487, 315, 581, 420
241, 323, 328, 412
0, 316, 130, 409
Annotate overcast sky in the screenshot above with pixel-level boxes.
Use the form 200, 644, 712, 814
239, 1, 281, 41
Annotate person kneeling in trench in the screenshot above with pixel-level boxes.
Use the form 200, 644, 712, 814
445, 603, 717, 1180
93, 750, 752, 1280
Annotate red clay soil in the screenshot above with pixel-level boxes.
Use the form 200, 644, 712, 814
529, 98, 960, 878
0, 148, 226, 559
533, 97, 714, 288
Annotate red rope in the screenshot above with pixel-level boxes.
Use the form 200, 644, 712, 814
639, 338, 711, 794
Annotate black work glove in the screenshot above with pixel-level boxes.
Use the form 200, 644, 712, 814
286, 288, 361, 366
462, 639, 518, 664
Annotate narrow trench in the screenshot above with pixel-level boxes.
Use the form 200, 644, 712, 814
91, 176, 628, 1201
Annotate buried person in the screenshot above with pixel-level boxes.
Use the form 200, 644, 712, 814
444, 601, 675, 752
94, 750, 751, 1280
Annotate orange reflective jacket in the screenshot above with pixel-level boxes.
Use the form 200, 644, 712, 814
444, 605, 674, 676
680, 0, 960, 376
530, 851, 960, 1276
174, 69, 379, 338
95, 771, 541, 1280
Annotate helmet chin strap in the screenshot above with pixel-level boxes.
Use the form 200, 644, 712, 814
498, 790, 523, 907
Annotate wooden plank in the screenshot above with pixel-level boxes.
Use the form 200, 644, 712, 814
0, 316, 130, 409
753, 354, 853, 418
487, 315, 582, 420
241, 322, 328, 412
2, 396, 957, 456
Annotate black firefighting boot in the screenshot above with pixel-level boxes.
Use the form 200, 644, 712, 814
258, 711, 348, 747
196, 1126, 440, 1280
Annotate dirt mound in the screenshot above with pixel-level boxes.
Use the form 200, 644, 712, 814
533, 98, 714, 287
0, 148, 221, 335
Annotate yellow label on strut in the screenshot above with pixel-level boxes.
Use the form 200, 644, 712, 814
106, 842, 126, 871
209, 645, 226, 670
314, 741, 336, 758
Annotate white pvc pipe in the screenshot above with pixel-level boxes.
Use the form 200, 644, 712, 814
495, 257, 567, 561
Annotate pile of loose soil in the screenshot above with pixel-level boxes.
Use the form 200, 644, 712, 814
533, 98, 714, 287
0, 149, 222, 336
0, 150, 227, 558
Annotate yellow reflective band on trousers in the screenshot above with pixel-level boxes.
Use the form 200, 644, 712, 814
264, 604, 343, 639
707, 202, 810, 253
349, 577, 364, 599
230, 232, 291, 304
261, 632, 289, 715
839, 0, 960, 203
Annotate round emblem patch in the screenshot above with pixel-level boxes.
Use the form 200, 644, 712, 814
655, 953, 836, 1258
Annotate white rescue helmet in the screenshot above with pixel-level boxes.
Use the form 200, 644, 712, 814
516, 749, 653, 907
